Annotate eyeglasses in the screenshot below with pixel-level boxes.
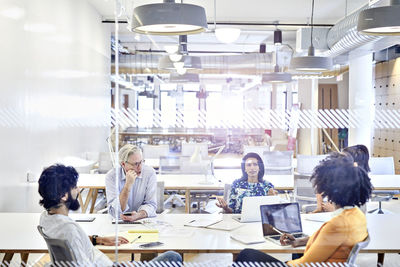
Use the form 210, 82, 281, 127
125, 160, 144, 167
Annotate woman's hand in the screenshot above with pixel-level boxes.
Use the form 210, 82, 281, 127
267, 188, 278, 195
280, 234, 309, 247
322, 201, 335, 212
216, 197, 233, 213
97, 236, 129, 246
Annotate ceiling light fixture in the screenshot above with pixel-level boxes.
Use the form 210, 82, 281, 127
131, 0, 207, 35
176, 68, 187, 75
164, 45, 179, 54
169, 54, 183, 62
290, 0, 333, 72
262, 28, 292, 84
215, 28, 241, 44
212, 0, 241, 44
357, 0, 400, 35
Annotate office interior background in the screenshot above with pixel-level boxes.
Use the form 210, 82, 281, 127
2, 0, 400, 265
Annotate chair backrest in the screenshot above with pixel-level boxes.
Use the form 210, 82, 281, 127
142, 144, 169, 159
159, 156, 181, 174
37, 225, 77, 265
293, 173, 317, 210
347, 234, 370, 266
263, 151, 293, 175
223, 183, 232, 202
98, 152, 114, 174
369, 157, 395, 175
296, 154, 328, 175
181, 143, 209, 159
156, 181, 165, 214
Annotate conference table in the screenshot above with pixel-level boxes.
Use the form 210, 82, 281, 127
77, 173, 295, 213
77, 173, 400, 213
1, 212, 398, 265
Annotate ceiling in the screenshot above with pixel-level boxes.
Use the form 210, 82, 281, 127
88, 0, 370, 55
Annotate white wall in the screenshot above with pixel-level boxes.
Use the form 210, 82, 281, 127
0, 0, 110, 211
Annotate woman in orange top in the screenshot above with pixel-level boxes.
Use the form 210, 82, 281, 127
235, 152, 373, 265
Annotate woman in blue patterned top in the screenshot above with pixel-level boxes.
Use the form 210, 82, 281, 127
216, 152, 276, 213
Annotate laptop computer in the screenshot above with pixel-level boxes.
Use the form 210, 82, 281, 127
260, 202, 308, 245
232, 195, 288, 223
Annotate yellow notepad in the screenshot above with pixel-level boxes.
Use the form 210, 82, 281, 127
120, 230, 159, 243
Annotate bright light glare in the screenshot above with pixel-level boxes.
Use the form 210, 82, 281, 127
173, 62, 185, 69
176, 68, 187, 75
0, 6, 25, 19
215, 28, 241, 44
164, 45, 179, 54
24, 23, 56, 33
169, 54, 183, 62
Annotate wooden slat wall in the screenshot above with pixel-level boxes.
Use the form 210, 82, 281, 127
318, 84, 339, 153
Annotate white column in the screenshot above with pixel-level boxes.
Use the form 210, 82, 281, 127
297, 79, 318, 155
348, 53, 374, 151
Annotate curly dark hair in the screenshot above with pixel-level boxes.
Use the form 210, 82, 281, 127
38, 164, 79, 210
240, 152, 265, 182
342, 144, 370, 172
310, 152, 372, 207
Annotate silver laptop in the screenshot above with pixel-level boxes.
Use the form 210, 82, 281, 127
261, 202, 308, 245
232, 195, 288, 223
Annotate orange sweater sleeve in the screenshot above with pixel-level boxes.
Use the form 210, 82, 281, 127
287, 218, 346, 266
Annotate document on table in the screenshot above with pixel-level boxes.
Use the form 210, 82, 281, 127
206, 220, 243, 231
230, 233, 265, 245
184, 218, 223, 228
119, 230, 159, 243
303, 212, 333, 223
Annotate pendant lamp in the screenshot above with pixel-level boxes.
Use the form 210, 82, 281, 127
290, 0, 333, 71
358, 0, 400, 36
131, 0, 208, 35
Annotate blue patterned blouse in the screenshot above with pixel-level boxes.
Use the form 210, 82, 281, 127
228, 178, 275, 213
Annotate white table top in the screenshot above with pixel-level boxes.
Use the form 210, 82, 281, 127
1, 212, 399, 254
78, 173, 400, 191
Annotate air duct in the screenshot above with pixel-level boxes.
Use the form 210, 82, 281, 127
323, 5, 382, 57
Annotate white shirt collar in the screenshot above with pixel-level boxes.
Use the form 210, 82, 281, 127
332, 206, 355, 217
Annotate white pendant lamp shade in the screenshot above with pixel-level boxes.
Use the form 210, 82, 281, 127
131, 1, 208, 35
262, 72, 292, 83
159, 55, 202, 70
358, 0, 400, 35
215, 28, 241, 44
290, 46, 333, 71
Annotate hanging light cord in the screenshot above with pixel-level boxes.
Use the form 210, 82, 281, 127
310, 0, 315, 48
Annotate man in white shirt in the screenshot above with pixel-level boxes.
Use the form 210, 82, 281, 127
38, 164, 128, 265
106, 144, 157, 221
38, 164, 182, 265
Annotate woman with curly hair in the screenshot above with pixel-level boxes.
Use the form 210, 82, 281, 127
235, 152, 372, 265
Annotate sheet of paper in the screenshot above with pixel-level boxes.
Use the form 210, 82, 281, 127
230, 233, 265, 245
184, 218, 222, 228
119, 231, 159, 243
206, 220, 243, 231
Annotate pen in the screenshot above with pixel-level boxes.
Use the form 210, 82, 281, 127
271, 226, 285, 235
131, 235, 142, 243
188, 220, 196, 223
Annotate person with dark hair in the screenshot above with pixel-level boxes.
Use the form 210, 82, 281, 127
235, 153, 372, 265
314, 144, 370, 213
216, 152, 276, 213
38, 164, 182, 265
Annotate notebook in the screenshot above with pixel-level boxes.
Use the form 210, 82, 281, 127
230, 233, 265, 245
184, 218, 222, 228
119, 230, 159, 243
260, 202, 308, 245
232, 195, 289, 223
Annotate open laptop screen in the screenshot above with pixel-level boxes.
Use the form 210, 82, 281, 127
260, 203, 303, 236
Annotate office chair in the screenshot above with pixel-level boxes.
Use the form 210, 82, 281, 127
346, 234, 370, 267
293, 173, 318, 213
263, 151, 293, 175
37, 225, 77, 266
369, 157, 398, 214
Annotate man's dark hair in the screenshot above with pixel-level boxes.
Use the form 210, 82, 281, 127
310, 152, 372, 207
240, 152, 265, 182
38, 164, 79, 210
343, 144, 370, 172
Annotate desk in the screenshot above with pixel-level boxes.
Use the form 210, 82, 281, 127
1, 212, 398, 265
